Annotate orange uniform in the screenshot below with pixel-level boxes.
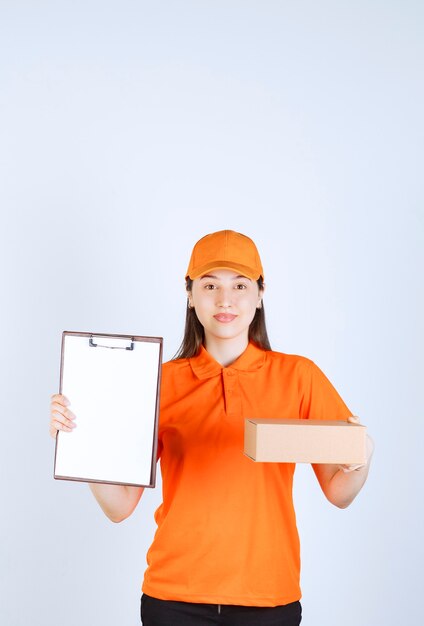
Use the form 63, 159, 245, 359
142, 342, 351, 606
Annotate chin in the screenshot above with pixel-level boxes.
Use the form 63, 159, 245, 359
209, 327, 247, 342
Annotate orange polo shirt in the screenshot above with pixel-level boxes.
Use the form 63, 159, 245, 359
142, 342, 351, 606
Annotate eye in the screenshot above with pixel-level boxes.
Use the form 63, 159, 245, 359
204, 283, 216, 290
235, 283, 248, 290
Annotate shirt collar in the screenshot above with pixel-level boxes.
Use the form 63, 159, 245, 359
189, 341, 267, 380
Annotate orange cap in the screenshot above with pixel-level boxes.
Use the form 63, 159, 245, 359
186, 230, 264, 280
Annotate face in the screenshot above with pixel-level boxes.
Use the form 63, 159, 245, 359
189, 269, 263, 347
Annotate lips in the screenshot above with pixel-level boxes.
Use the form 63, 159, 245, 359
213, 313, 237, 323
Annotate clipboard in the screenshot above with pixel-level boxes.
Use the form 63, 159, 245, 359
54, 331, 163, 487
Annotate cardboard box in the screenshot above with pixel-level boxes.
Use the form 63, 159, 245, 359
244, 418, 367, 464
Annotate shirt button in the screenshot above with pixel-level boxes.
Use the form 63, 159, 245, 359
226, 370, 235, 376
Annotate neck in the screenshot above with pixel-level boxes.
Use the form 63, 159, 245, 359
204, 334, 249, 367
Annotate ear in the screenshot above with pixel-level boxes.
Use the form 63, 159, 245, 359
257, 282, 265, 308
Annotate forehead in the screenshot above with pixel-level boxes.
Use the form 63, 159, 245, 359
198, 269, 252, 281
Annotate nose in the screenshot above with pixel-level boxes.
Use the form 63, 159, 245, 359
216, 286, 233, 308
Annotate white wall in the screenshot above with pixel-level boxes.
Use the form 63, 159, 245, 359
1, 1, 422, 624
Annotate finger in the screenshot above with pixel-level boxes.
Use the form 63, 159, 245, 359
50, 402, 76, 421
50, 419, 74, 435
49, 420, 73, 438
50, 393, 70, 406
51, 409, 76, 429
339, 463, 366, 473
347, 415, 361, 424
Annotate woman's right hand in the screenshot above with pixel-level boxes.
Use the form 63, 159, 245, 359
49, 393, 77, 438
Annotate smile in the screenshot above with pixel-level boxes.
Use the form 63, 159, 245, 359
213, 314, 238, 323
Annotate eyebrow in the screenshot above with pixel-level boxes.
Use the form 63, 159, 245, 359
199, 274, 252, 281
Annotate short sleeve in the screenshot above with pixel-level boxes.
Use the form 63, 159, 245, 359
299, 360, 352, 421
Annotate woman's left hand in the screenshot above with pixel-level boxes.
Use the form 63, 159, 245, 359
339, 415, 375, 473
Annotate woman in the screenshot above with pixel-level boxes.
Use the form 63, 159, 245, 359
50, 230, 373, 625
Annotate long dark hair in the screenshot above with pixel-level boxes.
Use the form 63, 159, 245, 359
173, 277, 272, 360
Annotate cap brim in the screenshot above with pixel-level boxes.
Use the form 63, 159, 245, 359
187, 261, 262, 281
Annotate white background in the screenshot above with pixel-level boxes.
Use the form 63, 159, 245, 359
1, 1, 422, 624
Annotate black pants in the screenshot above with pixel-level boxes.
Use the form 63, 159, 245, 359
140, 594, 302, 625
